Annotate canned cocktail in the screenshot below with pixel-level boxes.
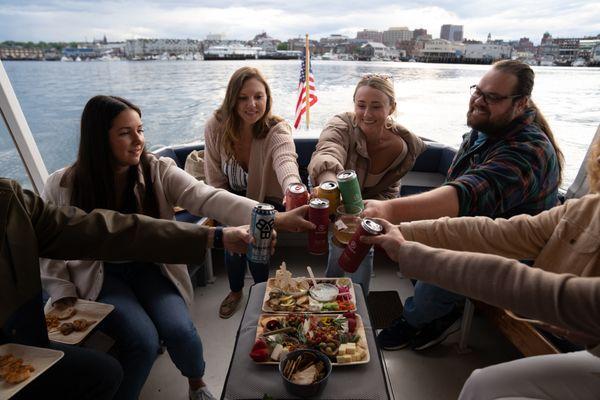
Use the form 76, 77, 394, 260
285, 183, 309, 211
318, 181, 340, 217
338, 218, 383, 273
337, 170, 363, 211
248, 203, 276, 264
308, 198, 330, 255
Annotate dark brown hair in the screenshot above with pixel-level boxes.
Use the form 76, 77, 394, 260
214, 67, 282, 157
493, 60, 564, 183
65, 95, 159, 217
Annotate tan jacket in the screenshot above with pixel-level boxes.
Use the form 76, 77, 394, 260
308, 112, 426, 199
398, 194, 600, 356
1, 178, 209, 345
40, 155, 257, 307
204, 115, 301, 203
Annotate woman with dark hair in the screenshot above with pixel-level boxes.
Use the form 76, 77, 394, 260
40, 95, 311, 400
204, 66, 303, 318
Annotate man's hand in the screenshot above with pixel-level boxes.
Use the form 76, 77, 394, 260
362, 199, 392, 220
360, 218, 405, 262
274, 205, 315, 233
223, 226, 252, 254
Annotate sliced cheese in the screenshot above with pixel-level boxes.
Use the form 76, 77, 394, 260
270, 344, 284, 361
336, 354, 352, 363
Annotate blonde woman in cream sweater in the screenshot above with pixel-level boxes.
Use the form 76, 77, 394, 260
204, 66, 303, 319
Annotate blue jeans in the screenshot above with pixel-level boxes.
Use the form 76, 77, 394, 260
325, 233, 374, 297
14, 342, 122, 400
99, 262, 205, 400
225, 251, 269, 292
402, 281, 464, 328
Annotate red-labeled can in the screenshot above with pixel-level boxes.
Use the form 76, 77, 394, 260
285, 183, 309, 211
308, 198, 330, 255
338, 218, 383, 273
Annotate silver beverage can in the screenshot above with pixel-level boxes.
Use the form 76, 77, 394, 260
247, 203, 276, 264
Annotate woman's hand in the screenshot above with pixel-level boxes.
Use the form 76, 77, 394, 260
274, 205, 315, 232
360, 218, 405, 262
223, 226, 278, 255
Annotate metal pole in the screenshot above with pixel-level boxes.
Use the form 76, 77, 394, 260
305, 33, 310, 129
0, 60, 48, 193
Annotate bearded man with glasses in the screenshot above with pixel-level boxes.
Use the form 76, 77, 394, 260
363, 60, 564, 352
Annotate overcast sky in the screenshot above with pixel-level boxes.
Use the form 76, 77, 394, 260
1, 0, 598, 44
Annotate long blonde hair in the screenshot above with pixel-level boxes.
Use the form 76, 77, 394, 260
214, 67, 282, 157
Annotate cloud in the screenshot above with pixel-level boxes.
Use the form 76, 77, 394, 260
0, 0, 597, 43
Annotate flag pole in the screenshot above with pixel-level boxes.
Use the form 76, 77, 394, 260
305, 33, 310, 129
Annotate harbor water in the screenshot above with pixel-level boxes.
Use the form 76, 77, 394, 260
1, 60, 599, 189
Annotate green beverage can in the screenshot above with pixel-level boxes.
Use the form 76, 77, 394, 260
336, 170, 364, 211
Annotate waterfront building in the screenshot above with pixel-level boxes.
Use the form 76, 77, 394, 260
420, 39, 464, 62
319, 34, 350, 53
249, 32, 280, 52
206, 33, 225, 42
124, 39, 201, 59
440, 25, 463, 42
62, 47, 99, 60
382, 27, 413, 48
356, 29, 383, 43
413, 28, 429, 40
359, 41, 396, 60
463, 43, 512, 62
515, 37, 535, 53
0, 46, 44, 60
287, 37, 318, 54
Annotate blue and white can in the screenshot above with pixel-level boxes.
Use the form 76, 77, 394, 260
247, 203, 276, 264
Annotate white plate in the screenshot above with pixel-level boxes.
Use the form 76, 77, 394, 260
262, 277, 357, 313
44, 299, 114, 345
0, 343, 64, 400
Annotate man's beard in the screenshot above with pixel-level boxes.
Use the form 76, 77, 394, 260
467, 106, 518, 137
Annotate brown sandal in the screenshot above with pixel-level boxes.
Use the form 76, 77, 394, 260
219, 292, 243, 319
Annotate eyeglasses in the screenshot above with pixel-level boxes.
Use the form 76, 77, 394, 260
361, 73, 393, 82
469, 85, 523, 105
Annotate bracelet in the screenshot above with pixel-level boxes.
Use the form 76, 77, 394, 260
213, 226, 224, 249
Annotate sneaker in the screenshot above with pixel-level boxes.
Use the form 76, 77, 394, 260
376, 316, 420, 350
219, 292, 243, 319
189, 386, 217, 400
410, 309, 462, 351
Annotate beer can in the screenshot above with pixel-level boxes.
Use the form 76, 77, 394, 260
318, 181, 340, 216
248, 203, 276, 264
285, 183, 309, 211
338, 218, 383, 273
308, 198, 330, 255
337, 170, 364, 211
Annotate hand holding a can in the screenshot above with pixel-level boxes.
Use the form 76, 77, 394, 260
359, 218, 405, 263
362, 199, 393, 221
222, 226, 253, 254
274, 205, 316, 233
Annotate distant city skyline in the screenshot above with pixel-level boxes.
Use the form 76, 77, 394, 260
1, 0, 599, 44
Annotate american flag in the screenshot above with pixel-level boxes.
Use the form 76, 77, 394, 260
293, 55, 318, 129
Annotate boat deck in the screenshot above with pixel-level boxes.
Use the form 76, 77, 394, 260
140, 243, 521, 400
